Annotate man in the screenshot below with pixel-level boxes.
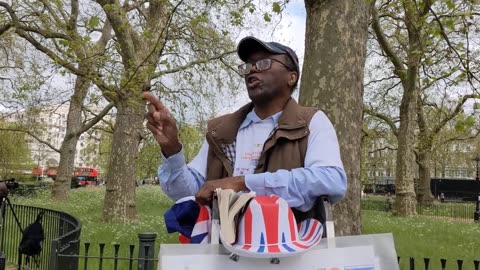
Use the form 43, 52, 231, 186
145, 36, 347, 221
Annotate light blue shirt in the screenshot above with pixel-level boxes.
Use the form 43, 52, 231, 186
159, 110, 347, 211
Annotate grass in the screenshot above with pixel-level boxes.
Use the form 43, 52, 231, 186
10, 186, 178, 270
362, 210, 480, 269
7, 187, 480, 269
11, 186, 178, 245
362, 196, 477, 221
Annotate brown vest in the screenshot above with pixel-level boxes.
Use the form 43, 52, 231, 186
205, 98, 318, 222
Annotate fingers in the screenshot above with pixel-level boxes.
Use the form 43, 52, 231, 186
143, 92, 169, 114
146, 122, 161, 136
144, 92, 174, 127
145, 110, 156, 124
195, 185, 214, 205
195, 178, 246, 205
147, 103, 157, 115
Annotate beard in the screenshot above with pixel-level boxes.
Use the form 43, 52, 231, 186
247, 85, 278, 105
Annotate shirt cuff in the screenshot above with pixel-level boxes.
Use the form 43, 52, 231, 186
161, 148, 186, 171
245, 173, 267, 196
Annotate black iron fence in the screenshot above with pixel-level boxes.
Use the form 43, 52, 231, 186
399, 256, 480, 270
2, 198, 477, 270
61, 233, 158, 270
0, 200, 81, 270
361, 198, 477, 222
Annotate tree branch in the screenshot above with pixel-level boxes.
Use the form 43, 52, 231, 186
153, 50, 235, 78
365, 75, 398, 87
420, 0, 433, 17
0, 22, 13, 35
428, 5, 480, 89
37, 0, 65, 27
420, 66, 458, 91
68, 0, 79, 32
119, 0, 184, 92
96, 0, 137, 68
0, 128, 60, 153
371, 4, 406, 80
78, 103, 114, 135
433, 94, 480, 134
439, 128, 480, 146
363, 107, 399, 136
125, 0, 148, 12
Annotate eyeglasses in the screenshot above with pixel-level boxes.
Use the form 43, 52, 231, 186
237, 58, 292, 76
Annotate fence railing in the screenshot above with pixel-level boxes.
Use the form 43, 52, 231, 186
399, 256, 480, 270
361, 198, 477, 222
3, 198, 477, 270
59, 233, 158, 270
0, 200, 81, 270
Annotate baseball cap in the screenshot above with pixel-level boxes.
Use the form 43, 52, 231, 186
237, 36, 300, 75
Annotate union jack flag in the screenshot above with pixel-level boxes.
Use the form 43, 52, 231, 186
164, 196, 210, 244
226, 194, 323, 257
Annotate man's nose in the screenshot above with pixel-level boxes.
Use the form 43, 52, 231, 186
249, 63, 260, 74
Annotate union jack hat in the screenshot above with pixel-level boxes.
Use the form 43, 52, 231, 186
221, 194, 323, 258
164, 196, 211, 244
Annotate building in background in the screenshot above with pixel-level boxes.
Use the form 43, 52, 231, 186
4, 103, 112, 172
362, 133, 479, 184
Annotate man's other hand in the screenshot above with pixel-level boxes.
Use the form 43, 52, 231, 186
195, 176, 248, 205
143, 92, 181, 157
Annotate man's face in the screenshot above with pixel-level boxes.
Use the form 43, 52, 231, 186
243, 50, 294, 104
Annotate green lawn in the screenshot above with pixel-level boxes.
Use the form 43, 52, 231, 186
11, 186, 178, 269
362, 210, 480, 269
12, 186, 178, 245
9, 187, 480, 269
362, 196, 477, 221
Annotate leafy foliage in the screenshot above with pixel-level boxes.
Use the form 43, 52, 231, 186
0, 121, 33, 178
365, 0, 480, 196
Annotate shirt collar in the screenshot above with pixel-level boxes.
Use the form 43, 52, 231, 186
239, 109, 282, 130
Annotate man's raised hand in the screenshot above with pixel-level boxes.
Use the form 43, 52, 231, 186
144, 92, 181, 157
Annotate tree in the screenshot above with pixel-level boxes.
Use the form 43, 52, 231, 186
0, 2, 113, 201
0, 121, 32, 179
414, 0, 480, 204
299, 0, 371, 235
177, 123, 204, 162
431, 115, 480, 179
361, 116, 397, 192
369, 0, 429, 216
367, 0, 480, 209
134, 122, 204, 182
0, 0, 263, 222
97, 127, 114, 178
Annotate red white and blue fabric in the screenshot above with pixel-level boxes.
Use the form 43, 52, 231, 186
164, 196, 210, 244
221, 194, 323, 258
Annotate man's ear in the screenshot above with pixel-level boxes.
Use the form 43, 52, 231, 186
288, 72, 298, 86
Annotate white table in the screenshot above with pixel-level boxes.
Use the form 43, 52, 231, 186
158, 233, 398, 270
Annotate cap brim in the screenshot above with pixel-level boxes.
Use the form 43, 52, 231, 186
221, 219, 323, 259
237, 36, 285, 62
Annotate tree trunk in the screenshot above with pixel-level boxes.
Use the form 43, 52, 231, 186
417, 148, 434, 205
300, 0, 370, 236
416, 103, 434, 205
102, 94, 143, 223
51, 74, 90, 200
393, 1, 423, 216
394, 91, 417, 215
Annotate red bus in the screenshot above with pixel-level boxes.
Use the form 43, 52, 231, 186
45, 167, 57, 178
43, 166, 99, 186
73, 167, 98, 186
32, 166, 43, 177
